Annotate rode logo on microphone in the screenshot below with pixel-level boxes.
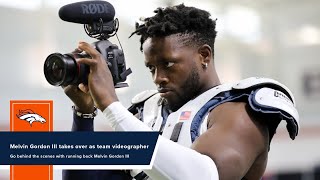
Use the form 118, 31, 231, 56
81, 4, 109, 14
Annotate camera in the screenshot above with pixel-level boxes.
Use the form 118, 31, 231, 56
44, 39, 131, 88
43, 1, 131, 88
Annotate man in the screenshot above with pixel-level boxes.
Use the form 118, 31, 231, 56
63, 4, 299, 180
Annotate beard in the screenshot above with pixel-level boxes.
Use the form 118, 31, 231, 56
166, 65, 200, 111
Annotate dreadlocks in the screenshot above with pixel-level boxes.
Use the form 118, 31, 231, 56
130, 4, 217, 52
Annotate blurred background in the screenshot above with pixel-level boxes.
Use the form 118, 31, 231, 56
0, 0, 319, 179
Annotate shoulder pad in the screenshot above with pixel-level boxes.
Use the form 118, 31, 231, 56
131, 90, 158, 104
249, 87, 299, 140
232, 77, 296, 105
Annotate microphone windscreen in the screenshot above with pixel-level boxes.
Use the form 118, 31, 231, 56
59, 1, 115, 24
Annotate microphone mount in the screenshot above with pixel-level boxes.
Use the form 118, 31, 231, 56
84, 18, 119, 40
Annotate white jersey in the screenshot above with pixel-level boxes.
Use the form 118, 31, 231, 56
131, 77, 299, 146
129, 77, 299, 179
161, 83, 235, 147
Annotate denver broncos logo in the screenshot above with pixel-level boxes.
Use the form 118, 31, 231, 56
16, 109, 46, 126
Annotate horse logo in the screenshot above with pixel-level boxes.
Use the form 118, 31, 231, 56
16, 109, 46, 126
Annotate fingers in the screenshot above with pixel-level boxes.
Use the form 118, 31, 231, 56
62, 84, 89, 95
72, 48, 82, 54
63, 85, 79, 97
78, 41, 101, 59
76, 41, 103, 66
78, 83, 90, 93
62, 84, 77, 92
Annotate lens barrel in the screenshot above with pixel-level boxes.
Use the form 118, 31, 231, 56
43, 53, 89, 86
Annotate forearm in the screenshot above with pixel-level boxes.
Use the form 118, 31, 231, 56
72, 113, 94, 131
103, 101, 219, 180
67, 114, 133, 180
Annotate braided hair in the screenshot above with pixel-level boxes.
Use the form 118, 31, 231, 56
130, 4, 217, 52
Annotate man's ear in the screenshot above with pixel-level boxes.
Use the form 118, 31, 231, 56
198, 44, 213, 65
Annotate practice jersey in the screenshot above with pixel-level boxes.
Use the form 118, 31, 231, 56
129, 77, 300, 179
130, 77, 298, 144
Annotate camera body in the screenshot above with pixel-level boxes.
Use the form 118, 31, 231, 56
44, 40, 131, 88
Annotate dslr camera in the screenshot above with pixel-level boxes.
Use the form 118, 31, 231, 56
44, 1, 131, 88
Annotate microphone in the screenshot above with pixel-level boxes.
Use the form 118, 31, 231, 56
59, 1, 115, 24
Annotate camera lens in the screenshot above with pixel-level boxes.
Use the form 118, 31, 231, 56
44, 53, 90, 86
44, 53, 77, 86
50, 58, 64, 82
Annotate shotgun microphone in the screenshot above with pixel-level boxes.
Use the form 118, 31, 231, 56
58, 1, 115, 24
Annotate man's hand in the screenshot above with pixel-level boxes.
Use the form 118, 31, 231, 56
63, 84, 95, 113
76, 41, 119, 111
